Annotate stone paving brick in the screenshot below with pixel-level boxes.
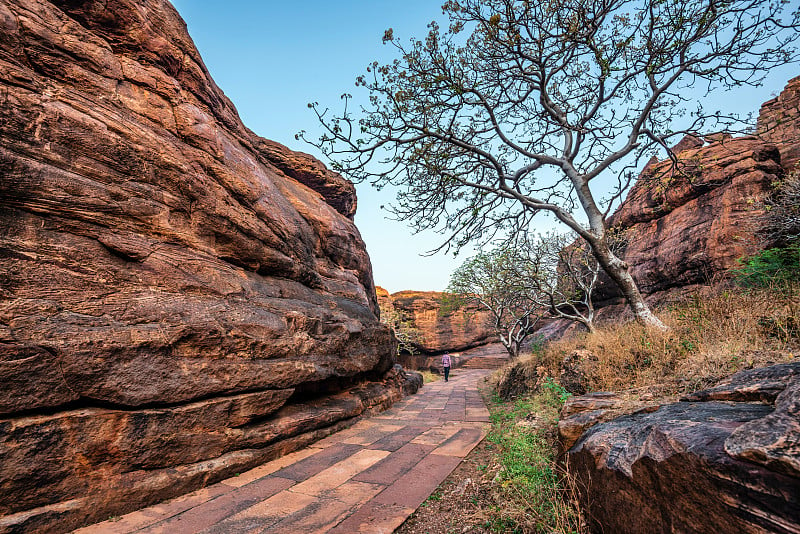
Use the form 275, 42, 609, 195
352, 442, 435, 485
268, 481, 384, 534
290, 449, 390, 496
200, 488, 317, 534
312, 423, 367, 448
432, 426, 485, 457
341, 423, 405, 446
370, 453, 463, 510
139, 476, 295, 534
410, 425, 463, 447
327, 501, 414, 534
74, 485, 234, 534
368, 425, 430, 452
220, 447, 320, 488
271, 443, 363, 481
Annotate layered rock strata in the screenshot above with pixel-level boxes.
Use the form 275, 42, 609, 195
759, 75, 800, 172
561, 361, 800, 533
599, 137, 783, 302
380, 289, 495, 355
0, 0, 413, 531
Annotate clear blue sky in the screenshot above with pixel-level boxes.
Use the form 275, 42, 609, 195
169, 0, 797, 293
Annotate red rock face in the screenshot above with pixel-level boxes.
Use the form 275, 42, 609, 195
759, 75, 800, 173
603, 138, 783, 300
592, 76, 800, 305
562, 362, 800, 533
0, 0, 408, 531
383, 290, 496, 354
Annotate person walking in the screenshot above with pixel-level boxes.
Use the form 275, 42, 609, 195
442, 352, 451, 382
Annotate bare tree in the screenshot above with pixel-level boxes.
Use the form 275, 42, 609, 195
446, 249, 544, 358
762, 171, 800, 247
302, 0, 800, 329
518, 231, 609, 333
378, 298, 421, 355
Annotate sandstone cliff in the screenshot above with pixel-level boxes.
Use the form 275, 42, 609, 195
0, 1, 411, 531
379, 289, 495, 354
602, 137, 783, 301
570, 76, 800, 317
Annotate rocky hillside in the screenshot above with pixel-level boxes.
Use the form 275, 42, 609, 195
378, 288, 496, 354
0, 1, 415, 532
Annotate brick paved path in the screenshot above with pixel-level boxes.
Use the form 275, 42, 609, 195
77, 369, 491, 534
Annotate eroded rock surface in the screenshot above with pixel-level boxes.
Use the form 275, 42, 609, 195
0, 0, 412, 531
383, 289, 495, 354
601, 137, 783, 301
759, 75, 800, 172
562, 361, 800, 533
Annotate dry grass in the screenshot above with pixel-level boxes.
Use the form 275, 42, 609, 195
419, 370, 441, 383
527, 284, 799, 395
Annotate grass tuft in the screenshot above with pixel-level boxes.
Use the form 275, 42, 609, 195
480, 383, 585, 533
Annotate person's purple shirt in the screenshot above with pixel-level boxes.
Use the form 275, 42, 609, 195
442, 353, 451, 367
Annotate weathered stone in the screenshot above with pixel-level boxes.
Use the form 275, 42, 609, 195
560, 391, 621, 418
602, 137, 783, 300
759, 75, 800, 172
558, 350, 598, 395
725, 379, 800, 478
384, 290, 495, 353
563, 361, 800, 533
684, 360, 800, 404
0, 0, 407, 531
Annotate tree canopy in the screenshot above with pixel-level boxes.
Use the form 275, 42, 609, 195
303, 0, 800, 328
446, 248, 545, 357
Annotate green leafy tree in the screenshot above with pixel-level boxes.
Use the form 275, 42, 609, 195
447, 248, 545, 358
303, 0, 800, 330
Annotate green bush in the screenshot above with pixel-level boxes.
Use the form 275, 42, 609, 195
735, 243, 800, 288
484, 388, 582, 533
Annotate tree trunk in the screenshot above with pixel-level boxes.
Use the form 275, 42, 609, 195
591, 241, 669, 330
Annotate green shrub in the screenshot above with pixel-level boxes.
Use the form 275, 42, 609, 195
735, 243, 800, 288
484, 388, 583, 533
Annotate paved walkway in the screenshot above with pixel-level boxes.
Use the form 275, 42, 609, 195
77, 369, 491, 534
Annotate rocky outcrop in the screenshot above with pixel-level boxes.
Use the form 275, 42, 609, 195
759, 75, 800, 173
384, 290, 495, 354
0, 1, 414, 531
600, 137, 783, 302
578, 76, 799, 308
562, 361, 800, 533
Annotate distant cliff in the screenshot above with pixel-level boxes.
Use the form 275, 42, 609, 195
377, 288, 496, 355
0, 1, 411, 531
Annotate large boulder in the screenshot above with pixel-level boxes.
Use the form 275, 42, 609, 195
562, 361, 800, 533
0, 0, 410, 531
